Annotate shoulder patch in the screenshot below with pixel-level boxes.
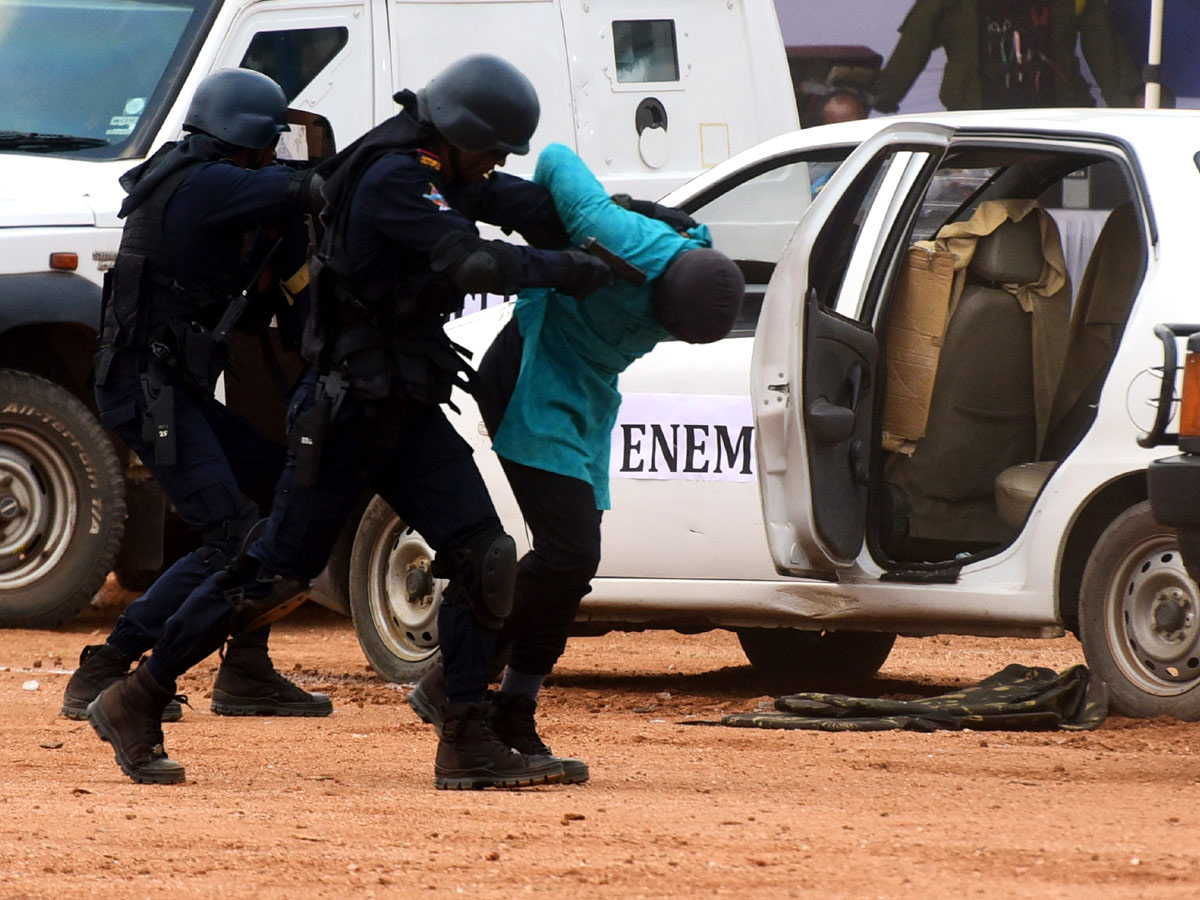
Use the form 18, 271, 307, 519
416, 151, 442, 172
422, 182, 451, 211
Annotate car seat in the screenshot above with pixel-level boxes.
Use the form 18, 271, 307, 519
994, 202, 1145, 529
885, 212, 1058, 551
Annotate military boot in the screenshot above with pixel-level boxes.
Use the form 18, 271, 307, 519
210, 634, 333, 717
435, 702, 564, 790
61, 643, 182, 722
87, 665, 186, 785
489, 690, 590, 784
407, 662, 446, 734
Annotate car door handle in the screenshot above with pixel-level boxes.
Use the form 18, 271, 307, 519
807, 397, 856, 443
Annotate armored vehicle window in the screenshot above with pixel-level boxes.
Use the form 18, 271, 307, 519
0, 0, 216, 159
240, 27, 349, 102
613, 20, 679, 83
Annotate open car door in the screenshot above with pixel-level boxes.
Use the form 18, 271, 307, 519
751, 124, 953, 578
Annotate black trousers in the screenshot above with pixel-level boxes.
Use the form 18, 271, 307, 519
97, 363, 284, 659
145, 369, 503, 704
475, 317, 603, 676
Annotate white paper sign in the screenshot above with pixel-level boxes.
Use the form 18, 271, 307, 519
611, 393, 756, 482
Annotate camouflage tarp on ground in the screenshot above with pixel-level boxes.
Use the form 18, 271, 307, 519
692, 664, 1109, 732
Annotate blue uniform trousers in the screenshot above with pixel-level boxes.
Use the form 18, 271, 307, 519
97, 365, 285, 659
145, 370, 502, 702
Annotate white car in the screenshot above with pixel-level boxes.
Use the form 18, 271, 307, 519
348, 109, 1200, 721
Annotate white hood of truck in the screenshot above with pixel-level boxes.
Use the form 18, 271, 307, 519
0, 154, 131, 228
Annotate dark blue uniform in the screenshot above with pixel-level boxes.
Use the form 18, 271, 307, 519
140, 117, 577, 704
96, 140, 309, 661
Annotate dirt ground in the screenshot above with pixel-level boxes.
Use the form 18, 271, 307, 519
2, 579, 1199, 900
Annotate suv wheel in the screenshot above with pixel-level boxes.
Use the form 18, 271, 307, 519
348, 495, 442, 683
1079, 501, 1200, 720
0, 370, 125, 627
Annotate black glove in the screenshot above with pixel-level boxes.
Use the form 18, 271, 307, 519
556, 250, 614, 300
611, 193, 698, 233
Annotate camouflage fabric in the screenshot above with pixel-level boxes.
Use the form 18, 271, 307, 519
698, 664, 1108, 733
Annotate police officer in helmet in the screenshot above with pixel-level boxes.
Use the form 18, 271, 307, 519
86, 55, 612, 787
65, 68, 331, 747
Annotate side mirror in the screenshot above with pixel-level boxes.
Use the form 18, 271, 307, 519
280, 109, 337, 164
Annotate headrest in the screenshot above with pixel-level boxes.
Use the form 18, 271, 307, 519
967, 214, 1044, 286
654, 248, 746, 344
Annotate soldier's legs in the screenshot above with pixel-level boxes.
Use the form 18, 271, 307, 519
64, 393, 271, 720
371, 402, 560, 789
144, 374, 369, 690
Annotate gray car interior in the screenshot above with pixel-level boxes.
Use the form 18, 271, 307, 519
879, 157, 1146, 565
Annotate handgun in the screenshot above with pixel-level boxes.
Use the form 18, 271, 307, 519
580, 237, 647, 287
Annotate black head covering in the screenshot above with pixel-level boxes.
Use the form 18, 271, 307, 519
654, 248, 745, 344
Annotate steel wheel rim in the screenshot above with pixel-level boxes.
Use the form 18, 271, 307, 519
365, 514, 442, 665
0, 428, 78, 589
1105, 533, 1200, 696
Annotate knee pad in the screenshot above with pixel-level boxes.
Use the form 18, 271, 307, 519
217, 554, 311, 633
432, 530, 516, 631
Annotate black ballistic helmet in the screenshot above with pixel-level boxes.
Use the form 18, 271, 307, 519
654, 249, 746, 344
184, 68, 290, 150
417, 54, 540, 155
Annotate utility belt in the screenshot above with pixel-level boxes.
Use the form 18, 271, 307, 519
330, 324, 473, 406
286, 327, 473, 489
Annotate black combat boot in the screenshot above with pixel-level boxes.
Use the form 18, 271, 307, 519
489, 690, 590, 784
61, 643, 182, 722
435, 701, 564, 790
210, 634, 333, 716
87, 664, 186, 785
407, 662, 446, 734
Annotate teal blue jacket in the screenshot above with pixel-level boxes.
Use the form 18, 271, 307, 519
490, 143, 711, 509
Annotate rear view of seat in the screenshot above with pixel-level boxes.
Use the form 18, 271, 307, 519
994, 202, 1145, 529
886, 214, 1051, 550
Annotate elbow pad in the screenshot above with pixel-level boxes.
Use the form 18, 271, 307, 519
286, 167, 327, 214
430, 231, 524, 295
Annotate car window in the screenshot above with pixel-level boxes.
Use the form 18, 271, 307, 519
0, 0, 217, 159
686, 149, 853, 335
809, 149, 935, 318
612, 19, 679, 83
913, 167, 999, 239
239, 27, 349, 102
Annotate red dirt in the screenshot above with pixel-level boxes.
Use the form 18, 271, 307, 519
1, 576, 1198, 899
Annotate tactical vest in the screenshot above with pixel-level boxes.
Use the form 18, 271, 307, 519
96, 160, 244, 390
304, 113, 470, 406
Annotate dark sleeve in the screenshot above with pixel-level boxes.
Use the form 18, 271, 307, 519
360, 157, 576, 288
873, 0, 942, 113
448, 170, 570, 249
173, 162, 300, 230
1078, 1, 1141, 107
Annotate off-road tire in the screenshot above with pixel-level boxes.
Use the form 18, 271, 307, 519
0, 370, 125, 627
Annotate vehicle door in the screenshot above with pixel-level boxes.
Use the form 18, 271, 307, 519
557, 0, 797, 197
214, 0, 378, 149
601, 144, 850, 581
751, 124, 952, 578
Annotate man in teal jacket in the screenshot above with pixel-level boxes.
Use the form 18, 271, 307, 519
410, 143, 745, 782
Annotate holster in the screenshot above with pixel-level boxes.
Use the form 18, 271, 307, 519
166, 319, 227, 393
139, 359, 177, 467
290, 370, 347, 488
